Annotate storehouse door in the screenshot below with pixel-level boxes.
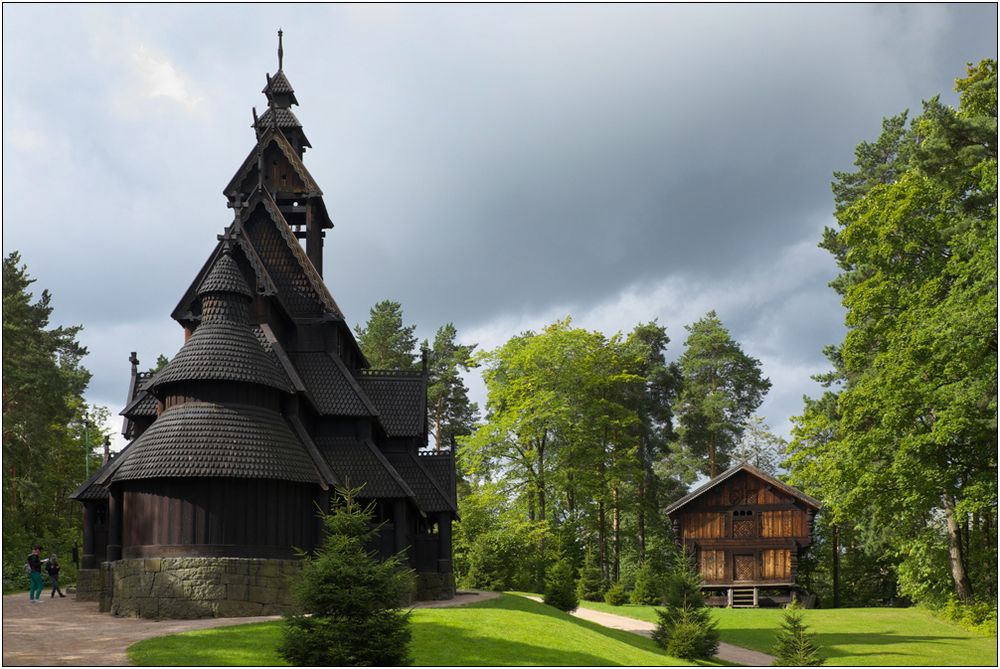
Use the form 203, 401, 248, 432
734, 554, 754, 582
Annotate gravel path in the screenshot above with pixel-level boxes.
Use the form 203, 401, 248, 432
524, 595, 777, 666
1, 590, 497, 666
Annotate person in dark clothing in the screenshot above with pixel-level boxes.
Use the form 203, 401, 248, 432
46, 554, 65, 598
26, 545, 43, 602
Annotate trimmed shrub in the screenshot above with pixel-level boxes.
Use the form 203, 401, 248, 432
604, 581, 629, 606
576, 551, 606, 602
771, 605, 824, 666
651, 550, 718, 660
279, 487, 415, 666
544, 557, 579, 612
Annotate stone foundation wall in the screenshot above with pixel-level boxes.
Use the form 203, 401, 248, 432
416, 571, 455, 601
108, 557, 301, 619
74, 569, 102, 602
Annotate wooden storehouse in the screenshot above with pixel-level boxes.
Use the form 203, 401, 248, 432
69, 34, 457, 617
666, 463, 820, 608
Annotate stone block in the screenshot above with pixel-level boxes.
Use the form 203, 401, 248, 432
248, 586, 277, 605
216, 600, 264, 618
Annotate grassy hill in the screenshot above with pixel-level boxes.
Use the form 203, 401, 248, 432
128, 594, 716, 666
577, 600, 997, 666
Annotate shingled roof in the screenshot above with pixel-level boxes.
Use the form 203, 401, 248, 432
152, 252, 293, 394
664, 463, 822, 515
315, 435, 414, 499
264, 70, 297, 96
384, 451, 456, 514
357, 371, 426, 437
292, 351, 377, 417
112, 403, 319, 483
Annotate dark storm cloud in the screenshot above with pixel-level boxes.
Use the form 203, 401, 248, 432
2, 3, 996, 440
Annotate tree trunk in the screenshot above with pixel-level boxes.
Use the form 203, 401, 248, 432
637, 479, 646, 565
434, 396, 444, 451
527, 487, 535, 522
612, 486, 621, 582
942, 493, 974, 601
708, 442, 717, 478
832, 524, 840, 608
537, 435, 546, 522
598, 499, 608, 582
637, 433, 646, 564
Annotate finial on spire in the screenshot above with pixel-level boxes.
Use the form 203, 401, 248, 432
277, 29, 284, 70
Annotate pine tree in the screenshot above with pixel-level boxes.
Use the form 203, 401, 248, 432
652, 550, 719, 660
279, 487, 415, 666
576, 549, 607, 602
354, 300, 418, 370
543, 555, 579, 612
424, 324, 479, 451
771, 606, 825, 666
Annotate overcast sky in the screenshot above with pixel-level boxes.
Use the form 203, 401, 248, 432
3, 4, 997, 452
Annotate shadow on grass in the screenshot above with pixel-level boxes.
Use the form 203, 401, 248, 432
481, 594, 725, 666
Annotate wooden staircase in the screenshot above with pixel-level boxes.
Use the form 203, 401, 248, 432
731, 587, 756, 608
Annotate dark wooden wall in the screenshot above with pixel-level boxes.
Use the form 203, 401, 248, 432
122, 478, 319, 558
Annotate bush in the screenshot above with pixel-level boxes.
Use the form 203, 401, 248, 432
631, 561, 668, 605
651, 550, 718, 660
544, 557, 579, 612
939, 596, 999, 636
771, 605, 824, 666
604, 581, 629, 606
278, 488, 414, 666
576, 551, 606, 602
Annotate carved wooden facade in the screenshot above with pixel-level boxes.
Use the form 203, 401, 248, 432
666, 463, 820, 607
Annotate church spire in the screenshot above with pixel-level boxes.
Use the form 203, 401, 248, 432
254, 30, 307, 152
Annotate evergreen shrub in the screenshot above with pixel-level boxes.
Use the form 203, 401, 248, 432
631, 561, 668, 605
279, 488, 415, 666
604, 581, 629, 606
543, 556, 579, 612
651, 551, 718, 660
576, 551, 606, 602
770, 604, 824, 666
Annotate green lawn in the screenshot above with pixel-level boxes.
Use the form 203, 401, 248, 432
577, 600, 998, 666
128, 594, 719, 666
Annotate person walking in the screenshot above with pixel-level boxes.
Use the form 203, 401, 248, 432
46, 554, 65, 598
26, 545, 44, 603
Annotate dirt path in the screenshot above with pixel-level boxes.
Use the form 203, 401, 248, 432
524, 595, 776, 666
1, 590, 497, 666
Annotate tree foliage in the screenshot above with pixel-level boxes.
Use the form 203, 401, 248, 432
279, 487, 414, 666
354, 299, 419, 370
674, 311, 771, 478
2, 252, 101, 589
424, 324, 479, 451
787, 59, 998, 606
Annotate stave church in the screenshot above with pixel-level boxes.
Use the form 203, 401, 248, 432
70, 33, 457, 618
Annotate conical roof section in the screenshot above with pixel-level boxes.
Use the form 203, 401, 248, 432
198, 250, 254, 298
151, 251, 293, 393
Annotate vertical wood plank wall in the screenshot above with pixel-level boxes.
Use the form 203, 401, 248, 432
123, 478, 317, 555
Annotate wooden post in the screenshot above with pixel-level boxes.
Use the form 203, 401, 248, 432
393, 500, 408, 561
753, 587, 759, 608
82, 502, 96, 569
106, 487, 123, 562
727, 588, 733, 607
306, 199, 322, 276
